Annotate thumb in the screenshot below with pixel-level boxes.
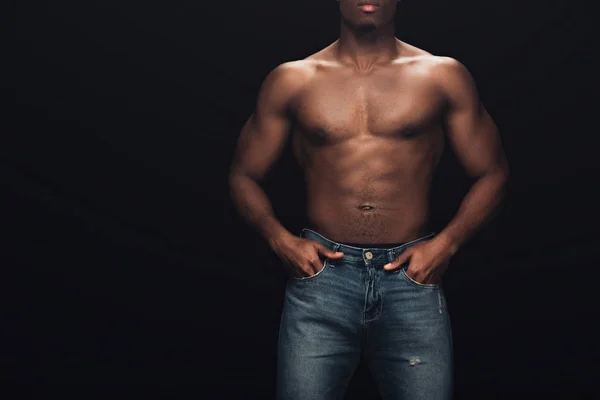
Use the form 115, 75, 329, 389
316, 244, 344, 259
384, 249, 412, 270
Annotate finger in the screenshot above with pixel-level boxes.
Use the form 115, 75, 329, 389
296, 261, 314, 277
430, 270, 443, 285
316, 244, 344, 259
384, 249, 413, 270
406, 264, 421, 281
309, 260, 323, 275
291, 265, 306, 278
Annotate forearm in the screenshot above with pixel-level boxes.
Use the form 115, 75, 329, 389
436, 169, 509, 252
229, 173, 293, 246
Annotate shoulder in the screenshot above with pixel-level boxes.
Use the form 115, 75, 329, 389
429, 56, 474, 88
262, 59, 319, 92
399, 49, 478, 104
258, 60, 318, 106
396, 43, 473, 87
413, 55, 476, 98
394, 42, 473, 84
394, 44, 478, 106
258, 44, 341, 107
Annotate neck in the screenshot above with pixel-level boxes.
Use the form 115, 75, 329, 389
336, 20, 399, 70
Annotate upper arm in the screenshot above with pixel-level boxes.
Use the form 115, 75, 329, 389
437, 58, 509, 178
230, 62, 307, 181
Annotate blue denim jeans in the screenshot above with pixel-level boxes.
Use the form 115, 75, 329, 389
276, 229, 453, 400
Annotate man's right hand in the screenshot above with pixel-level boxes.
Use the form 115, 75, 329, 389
269, 235, 344, 278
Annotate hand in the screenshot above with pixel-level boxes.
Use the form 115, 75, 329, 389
270, 234, 344, 278
383, 237, 456, 285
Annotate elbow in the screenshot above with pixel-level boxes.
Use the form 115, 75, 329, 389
499, 168, 509, 200
491, 164, 510, 201
228, 168, 260, 197
493, 163, 509, 184
476, 164, 509, 197
490, 164, 509, 188
228, 163, 247, 184
228, 168, 240, 187
488, 157, 510, 184
228, 170, 244, 195
473, 163, 509, 185
228, 168, 243, 197
497, 162, 510, 186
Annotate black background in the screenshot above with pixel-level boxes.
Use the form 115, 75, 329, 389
7, 0, 600, 397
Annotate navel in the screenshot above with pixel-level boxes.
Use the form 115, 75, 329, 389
359, 205, 376, 212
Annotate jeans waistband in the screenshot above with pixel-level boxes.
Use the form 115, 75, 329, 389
300, 228, 436, 265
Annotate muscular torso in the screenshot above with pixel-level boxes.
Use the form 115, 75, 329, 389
289, 43, 447, 244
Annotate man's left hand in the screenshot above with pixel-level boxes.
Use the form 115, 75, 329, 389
383, 236, 457, 285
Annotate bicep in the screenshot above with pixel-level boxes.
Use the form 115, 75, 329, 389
231, 110, 291, 180
230, 65, 297, 180
443, 61, 508, 177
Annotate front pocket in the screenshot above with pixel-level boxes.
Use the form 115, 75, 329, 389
400, 267, 440, 289
291, 259, 330, 282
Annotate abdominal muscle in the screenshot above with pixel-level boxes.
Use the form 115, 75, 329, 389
299, 137, 441, 244
305, 181, 432, 245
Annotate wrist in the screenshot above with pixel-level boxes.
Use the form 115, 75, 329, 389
268, 232, 294, 252
263, 225, 294, 250
434, 231, 460, 256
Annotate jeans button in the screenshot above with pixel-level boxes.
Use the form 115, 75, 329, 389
365, 251, 373, 260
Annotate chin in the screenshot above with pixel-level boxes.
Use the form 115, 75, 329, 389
356, 21, 378, 33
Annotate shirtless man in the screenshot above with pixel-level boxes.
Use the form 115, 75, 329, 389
228, 1, 509, 398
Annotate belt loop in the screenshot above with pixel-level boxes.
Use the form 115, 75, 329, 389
386, 249, 395, 264
329, 243, 341, 267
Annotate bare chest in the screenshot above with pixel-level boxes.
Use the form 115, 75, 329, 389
293, 71, 445, 144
